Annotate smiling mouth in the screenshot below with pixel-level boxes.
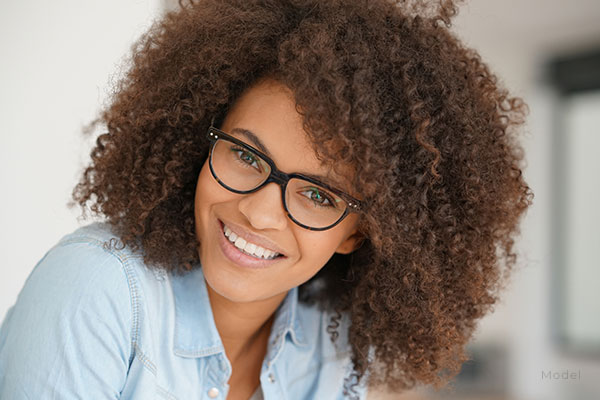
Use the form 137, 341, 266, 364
219, 220, 285, 260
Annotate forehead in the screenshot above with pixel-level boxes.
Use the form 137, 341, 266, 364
220, 79, 355, 193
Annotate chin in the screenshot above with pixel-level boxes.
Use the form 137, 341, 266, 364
202, 266, 262, 303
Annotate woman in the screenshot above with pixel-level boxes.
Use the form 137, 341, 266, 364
0, 0, 533, 399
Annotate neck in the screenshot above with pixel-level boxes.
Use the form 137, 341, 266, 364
206, 283, 288, 366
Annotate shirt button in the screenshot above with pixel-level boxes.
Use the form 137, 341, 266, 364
207, 387, 220, 398
268, 373, 276, 383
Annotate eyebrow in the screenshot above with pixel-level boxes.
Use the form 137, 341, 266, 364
230, 128, 272, 158
229, 127, 347, 191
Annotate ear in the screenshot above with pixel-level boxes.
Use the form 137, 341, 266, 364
334, 229, 365, 255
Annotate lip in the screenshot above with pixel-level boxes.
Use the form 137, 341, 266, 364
220, 218, 288, 256
216, 219, 287, 269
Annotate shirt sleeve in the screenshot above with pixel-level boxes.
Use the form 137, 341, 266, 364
0, 240, 134, 399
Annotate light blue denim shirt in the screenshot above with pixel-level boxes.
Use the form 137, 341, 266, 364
0, 222, 367, 399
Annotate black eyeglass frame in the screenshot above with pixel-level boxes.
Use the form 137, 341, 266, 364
206, 125, 363, 231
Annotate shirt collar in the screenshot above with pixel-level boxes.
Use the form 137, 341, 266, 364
171, 266, 306, 358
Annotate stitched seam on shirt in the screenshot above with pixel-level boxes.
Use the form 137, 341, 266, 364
122, 255, 140, 367
133, 342, 157, 376
173, 345, 224, 358
57, 236, 142, 368
156, 384, 178, 400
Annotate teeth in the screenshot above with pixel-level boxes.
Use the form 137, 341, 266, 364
254, 246, 265, 258
223, 223, 280, 260
244, 242, 257, 254
234, 237, 247, 249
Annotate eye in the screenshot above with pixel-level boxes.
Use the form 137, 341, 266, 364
230, 146, 262, 172
299, 186, 336, 208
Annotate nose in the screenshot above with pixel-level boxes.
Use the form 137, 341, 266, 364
237, 182, 288, 231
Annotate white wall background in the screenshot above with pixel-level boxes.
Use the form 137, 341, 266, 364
0, 0, 164, 323
563, 92, 600, 346
1, 1, 600, 399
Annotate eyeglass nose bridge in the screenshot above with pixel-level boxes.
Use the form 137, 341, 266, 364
244, 169, 297, 221
264, 168, 290, 186
250, 169, 291, 201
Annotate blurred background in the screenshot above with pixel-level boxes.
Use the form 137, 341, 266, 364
1, 1, 599, 399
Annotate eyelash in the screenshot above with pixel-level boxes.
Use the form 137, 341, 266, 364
230, 146, 262, 171
298, 187, 335, 208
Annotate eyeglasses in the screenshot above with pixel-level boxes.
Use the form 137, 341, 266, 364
206, 125, 362, 231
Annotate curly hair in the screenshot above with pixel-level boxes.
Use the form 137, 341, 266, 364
70, 0, 534, 396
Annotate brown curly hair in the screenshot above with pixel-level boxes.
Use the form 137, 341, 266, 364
70, 0, 533, 396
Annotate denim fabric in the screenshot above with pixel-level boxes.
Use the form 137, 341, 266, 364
0, 222, 367, 399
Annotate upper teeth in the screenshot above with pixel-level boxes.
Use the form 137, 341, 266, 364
223, 224, 281, 260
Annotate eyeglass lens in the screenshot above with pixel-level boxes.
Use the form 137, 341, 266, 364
210, 138, 347, 229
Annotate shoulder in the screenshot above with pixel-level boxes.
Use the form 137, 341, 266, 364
2, 222, 141, 338
22, 222, 141, 310
0, 222, 165, 360
0, 222, 147, 395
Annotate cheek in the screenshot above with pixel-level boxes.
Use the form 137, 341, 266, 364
195, 160, 227, 213
194, 161, 223, 235
195, 161, 211, 206
295, 232, 344, 274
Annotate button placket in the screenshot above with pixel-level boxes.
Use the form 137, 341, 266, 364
271, 331, 283, 347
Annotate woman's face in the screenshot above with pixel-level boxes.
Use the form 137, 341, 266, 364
194, 78, 362, 303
